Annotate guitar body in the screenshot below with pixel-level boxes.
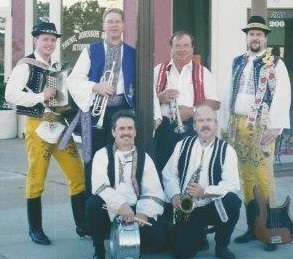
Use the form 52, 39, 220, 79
253, 186, 293, 244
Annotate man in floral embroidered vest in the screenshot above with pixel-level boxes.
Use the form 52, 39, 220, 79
220, 15, 291, 251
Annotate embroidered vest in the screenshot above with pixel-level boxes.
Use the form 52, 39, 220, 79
88, 40, 136, 109
16, 54, 49, 117
106, 144, 145, 196
231, 53, 279, 116
177, 136, 228, 192
156, 60, 205, 106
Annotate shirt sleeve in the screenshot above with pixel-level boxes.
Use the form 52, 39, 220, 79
203, 66, 220, 102
204, 144, 240, 196
5, 63, 44, 106
136, 154, 165, 219
66, 47, 96, 112
218, 68, 233, 132
162, 141, 182, 202
268, 59, 291, 129
153, 64, 162, 120
91, 148, 128, 210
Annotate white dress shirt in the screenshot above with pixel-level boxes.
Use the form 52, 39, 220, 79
153, 60, 219, 120
162, 138, 240, 207
91, 147, 165, 221
66, 42, 124, 113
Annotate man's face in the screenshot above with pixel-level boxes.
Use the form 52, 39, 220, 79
34, 34, 57, 58
171, 34, 194, 65
103, 12, 124, 41
112, 117, 136, 149
247, 30, 266, 54
194, 109, 218, 141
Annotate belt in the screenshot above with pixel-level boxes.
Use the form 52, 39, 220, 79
42, 112, 62, 123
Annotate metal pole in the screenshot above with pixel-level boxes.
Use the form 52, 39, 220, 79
136, 0, 154, 155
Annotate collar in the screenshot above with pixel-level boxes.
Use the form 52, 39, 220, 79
169, 59, 193, 70
196, 137, 216, 149
246, 49, 266, 60
34, 51, 59, 68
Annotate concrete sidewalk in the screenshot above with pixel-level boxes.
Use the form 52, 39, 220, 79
1, 138, 293, 259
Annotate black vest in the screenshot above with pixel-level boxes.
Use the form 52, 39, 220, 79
106, 144, 145, 196
16, 54, 49, 117
178, 136, 228, 192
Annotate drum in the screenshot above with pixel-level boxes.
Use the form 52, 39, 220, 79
109, 217, 140, 259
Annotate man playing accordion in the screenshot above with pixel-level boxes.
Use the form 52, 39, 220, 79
5, 22, 86, 245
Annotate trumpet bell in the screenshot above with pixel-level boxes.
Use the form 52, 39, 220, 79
174, 124, 187, 134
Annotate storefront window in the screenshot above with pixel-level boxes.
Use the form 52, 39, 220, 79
61, 0, 105, 71
36, 0, 49, 23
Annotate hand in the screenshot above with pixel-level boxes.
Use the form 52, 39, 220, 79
186, 183, 205, 199
135, 213, 149, 227
92, 82, 115, 97
153, 118, 162, 130
118, 203, 134, 223
171, 194, 182, 209
178, 105, 194, 121
43, 87, 56, 101
260, 128, 280, 146
158, 88, 179, 104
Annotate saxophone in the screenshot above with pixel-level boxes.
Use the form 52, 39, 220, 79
174, 142, 206, 224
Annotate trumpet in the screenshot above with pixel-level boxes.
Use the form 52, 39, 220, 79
169, 98, 187, 134
166, 71, 186, 134
92, 62, 116, 129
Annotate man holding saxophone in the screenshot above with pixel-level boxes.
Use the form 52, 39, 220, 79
60, 8, 136, 198
153, 31, 220, 177
162, 105, 241, 259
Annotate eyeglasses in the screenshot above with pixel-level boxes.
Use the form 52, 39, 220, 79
104, 20, 123, 25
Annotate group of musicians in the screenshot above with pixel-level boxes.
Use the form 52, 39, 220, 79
5, 6, 292, 259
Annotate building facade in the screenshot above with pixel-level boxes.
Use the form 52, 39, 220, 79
1, 0, 292, 136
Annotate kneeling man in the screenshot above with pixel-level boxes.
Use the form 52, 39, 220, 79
163, 105, 241, 259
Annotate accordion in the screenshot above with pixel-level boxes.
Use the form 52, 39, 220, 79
17, 66, 70, 117
46, 70, 71, 113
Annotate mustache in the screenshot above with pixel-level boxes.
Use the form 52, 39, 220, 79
200, 126, 211, 131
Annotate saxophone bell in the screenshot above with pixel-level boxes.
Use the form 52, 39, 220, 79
180, 195, 195, 214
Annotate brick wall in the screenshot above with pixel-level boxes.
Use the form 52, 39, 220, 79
12, 0, 25, 67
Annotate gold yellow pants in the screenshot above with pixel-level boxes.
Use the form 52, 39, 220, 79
232, 115, 276, 205
25, 117, 85, 198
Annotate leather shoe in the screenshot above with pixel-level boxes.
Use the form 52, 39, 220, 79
215, 246, 236, 259
198, 235, 209, 251
264, 244, 278, 252
29, 229, 51, 245
76, 226, 89, 238
234, 230, 256, 243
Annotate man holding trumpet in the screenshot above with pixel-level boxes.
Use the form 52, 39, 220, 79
86, 110, 166, 259
60, 8, 136, 198
153, 31, 220, 177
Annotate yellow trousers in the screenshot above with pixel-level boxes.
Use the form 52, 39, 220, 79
25, 117, 85, 198
232, 115, 276, 206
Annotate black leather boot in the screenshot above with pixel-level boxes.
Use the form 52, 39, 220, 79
27, 197, 51, 245
71, 191, 87, 237
234, 200, 257, 243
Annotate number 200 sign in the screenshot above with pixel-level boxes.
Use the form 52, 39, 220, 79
269, 20, 285, 27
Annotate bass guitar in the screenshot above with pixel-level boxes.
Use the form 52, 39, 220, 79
253, 185, 293, 245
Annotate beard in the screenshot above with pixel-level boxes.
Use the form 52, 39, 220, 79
249, 42, 261, 53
